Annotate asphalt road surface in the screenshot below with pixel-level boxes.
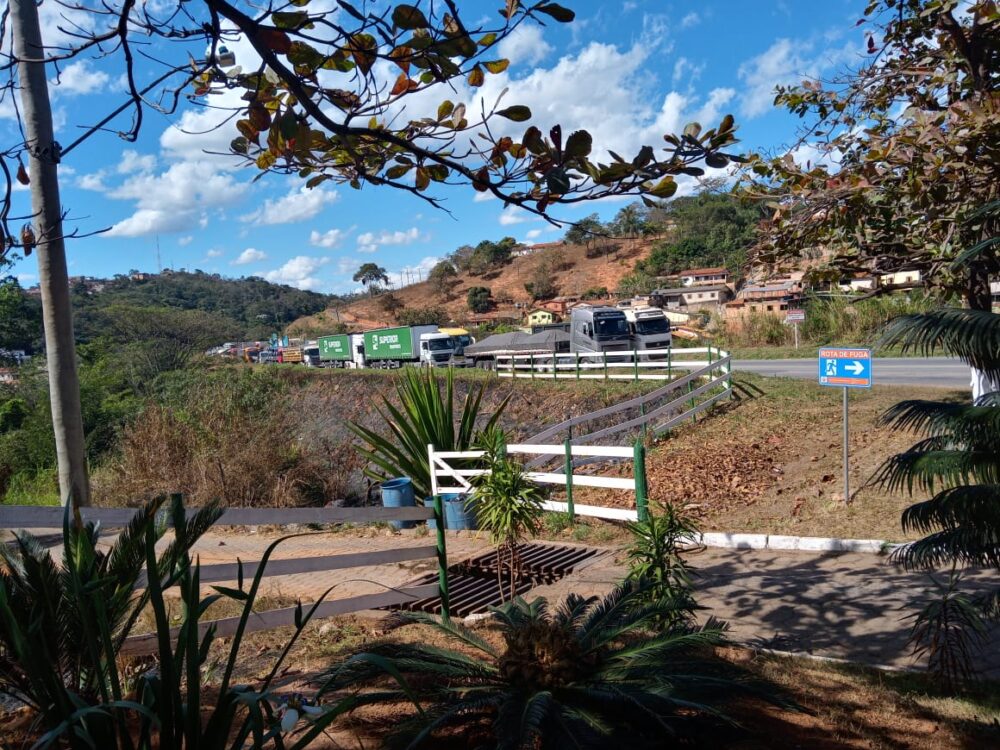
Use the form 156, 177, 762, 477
733, 357, 970, 389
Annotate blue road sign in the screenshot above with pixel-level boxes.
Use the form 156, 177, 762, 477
818, 348, 872, 388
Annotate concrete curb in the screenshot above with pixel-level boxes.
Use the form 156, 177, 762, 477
699, 531, 899, 555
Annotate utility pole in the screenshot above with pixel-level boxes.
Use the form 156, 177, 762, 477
11, 0, 90, 506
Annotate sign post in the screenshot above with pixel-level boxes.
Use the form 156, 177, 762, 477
786, 309, 805, 349
818, 348, 873, 503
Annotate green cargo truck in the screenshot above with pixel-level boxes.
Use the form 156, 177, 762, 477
318, 333, 354, 367
362, 325, 454, 368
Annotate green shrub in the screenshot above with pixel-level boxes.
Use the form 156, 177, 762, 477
348, 367, 509, 499
320, 581, 786, 748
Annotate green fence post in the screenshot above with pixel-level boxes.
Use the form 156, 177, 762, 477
708, 345, 713, 367
553, 354, 557, 380
640, 399, 647, 440
667, 347, 672, 379
530, 354, 535, 380
575, 352, 581, 380
603, 351, 608, 380
432, 494, 450, 621
564, 438, 575, 523
634, 439, 649, 522
633, 350, 639, 382
688, 380, 697, 423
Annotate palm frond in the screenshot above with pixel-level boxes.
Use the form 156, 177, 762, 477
878, 309, 1000, 378
871, 445, 1000, 495
878, 399, 1000, 449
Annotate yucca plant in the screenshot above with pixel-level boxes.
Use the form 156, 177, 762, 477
9, 495, 357, 749
0, 495, 218, 746
469, 427, 545, 601
319, 580, 786, 749
348, 367, 509, 499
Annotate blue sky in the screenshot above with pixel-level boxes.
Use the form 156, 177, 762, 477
6, 0, 869, 295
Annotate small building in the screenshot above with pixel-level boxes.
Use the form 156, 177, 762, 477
680, 267, 729, 287
526, 308, 560, 327
729, 278, 803, 315
651, 284, 734, 312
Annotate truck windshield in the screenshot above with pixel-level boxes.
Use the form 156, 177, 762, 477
594, 316, 629, 338
635, 318, 670, 335
427, 338, 453, 351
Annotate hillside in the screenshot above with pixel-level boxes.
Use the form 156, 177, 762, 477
69, 270, 338, 341
291, 238, 657, 333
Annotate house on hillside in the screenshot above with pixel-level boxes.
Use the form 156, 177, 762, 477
726, 278, 802, 317
837, 269, 923, 293
652, 284, 734, 312
680, 267, 729, 287
526, 308, 560, 327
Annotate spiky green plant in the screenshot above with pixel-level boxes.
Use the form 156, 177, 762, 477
625, 503, 700, 627
0, 496, 220, 747
319, 580, 787, 749
2, 495, 356, 749
348, 367, 509, 499
470, 427, 545, 601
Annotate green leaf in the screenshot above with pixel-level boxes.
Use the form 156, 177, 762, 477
393, 4, 428, 30
272, 11, 311, 30
212, 585, 250, 601
415, 166, 430, 190
718, 113, 735, 132
648, 176, 677, 198
546, 168, 570, 194
536, 2, 575, 22
683, 121, 702, 139
564, 130, 592, 159
496, 105, 532, 122
479, 32, 498, 46
704, 152, 730, 169
279, 109, 299, 140
468, 65, 485, 87
230, 136, 249, 154
385, 164, 412, 180
523, 126, 546, 154
437, 99, 455, 120
483, 59, 510, 74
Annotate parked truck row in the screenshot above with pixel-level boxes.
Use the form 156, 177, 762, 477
218, 304, 674, 371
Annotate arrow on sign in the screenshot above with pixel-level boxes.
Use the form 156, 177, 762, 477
845, 361, 865, 375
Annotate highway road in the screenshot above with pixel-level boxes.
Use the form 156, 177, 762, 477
732, 357, 971, 389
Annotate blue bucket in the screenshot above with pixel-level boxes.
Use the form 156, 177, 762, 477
380, 477, 416, 529
427, 493, 478, 530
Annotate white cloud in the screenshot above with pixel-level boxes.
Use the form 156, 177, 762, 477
50, 60, 109, 96
680, 12, 701, 29
695, 87, 736, 125
105, 161, 246, 237
356, 226, 425, 254
118, 150, 156, 175
525, 229, 542, 240
241, 184, 339, 226
178, 236, 193, 247
262, 255, 330, 290
498, 25, 553, 66
499, 210, 530, 226
233, 248, 267, 265
737, 38, 859, 118
473, 191, 495, 203
77, 172, 107, 191
205, 249, 224, 258
310, 228, 350, 248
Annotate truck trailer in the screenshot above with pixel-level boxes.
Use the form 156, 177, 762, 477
362, 325, 455, 368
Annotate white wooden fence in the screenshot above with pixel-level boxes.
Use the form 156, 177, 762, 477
495, 347, 727, 382
429, 442, 648, 523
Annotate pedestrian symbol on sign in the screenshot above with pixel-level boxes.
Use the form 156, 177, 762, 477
825, 359, 836, 377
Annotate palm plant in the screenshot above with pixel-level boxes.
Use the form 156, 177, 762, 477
625, 503, 701, 627
319, 580, 785, 749
872, 203, 1000, 678
348, 366, 509, 499
470, 427, 545, 601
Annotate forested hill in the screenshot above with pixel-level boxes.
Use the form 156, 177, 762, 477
69, 271, 337, 341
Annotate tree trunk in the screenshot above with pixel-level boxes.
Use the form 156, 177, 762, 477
11, 0, 90, 506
